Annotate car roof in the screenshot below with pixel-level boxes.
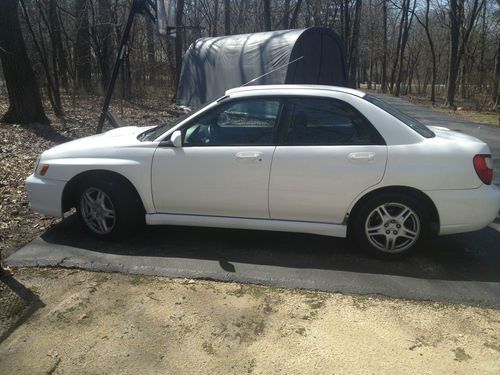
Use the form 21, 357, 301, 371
225, 84, 366, 98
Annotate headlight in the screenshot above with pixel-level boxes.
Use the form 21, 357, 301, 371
34, 156, 49, 176
34, 156, 41, 173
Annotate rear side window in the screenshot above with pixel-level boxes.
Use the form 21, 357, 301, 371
282, 97, 384, 146
364, 94, 435, 138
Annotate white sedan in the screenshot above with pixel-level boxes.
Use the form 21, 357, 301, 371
26, 85, 500, 257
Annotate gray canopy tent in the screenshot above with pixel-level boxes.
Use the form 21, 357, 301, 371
176, 27, 348, 108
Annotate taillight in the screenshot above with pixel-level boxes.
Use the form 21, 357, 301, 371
473, 154, 493, 185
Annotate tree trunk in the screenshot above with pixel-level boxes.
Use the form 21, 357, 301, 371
146, 18, 156, 84
460, 58, 467, 99
48, 0, 68, 91
283, 0, 290, 29
446, 0, 483, 107
381, 0, 388, 93
347, 0, 362, 88
212, 0, 219, 36
389, 0, 406, 93
493, 38, 500, 109
98, 0, 113, 91
0, 0, 49, 124
20, 0, 63, 117
343, 0, 349, 51
224, 0, 231, 35
263, 0, 271, 31
289, 0, 303, 28
75, 0, 92, 93
421, 0, 436, 102
174, 0, 185, 94
446, 0, 460, 107
367, 0, 373, 90
394, 0, 415, 97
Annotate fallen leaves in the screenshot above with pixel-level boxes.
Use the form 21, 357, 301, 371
0, 94, 179, 261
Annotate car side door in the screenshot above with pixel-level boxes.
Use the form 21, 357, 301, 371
269, 96, 388, 224
151, 97, 282, 219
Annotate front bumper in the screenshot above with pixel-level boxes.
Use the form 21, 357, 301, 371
25, 174, 66, 218
426, 184, 500, 235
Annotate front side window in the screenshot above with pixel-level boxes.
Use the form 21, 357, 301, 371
283, 98, 384, 146
182, 99, 281, 146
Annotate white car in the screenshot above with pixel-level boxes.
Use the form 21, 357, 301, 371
26, 85, 500, 257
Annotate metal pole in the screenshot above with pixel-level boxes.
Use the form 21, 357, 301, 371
96, 0, 146, 133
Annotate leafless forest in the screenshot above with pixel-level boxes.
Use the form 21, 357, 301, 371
0, 0, 499, 126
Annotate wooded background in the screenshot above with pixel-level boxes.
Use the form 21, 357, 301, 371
0, 0, 499, 125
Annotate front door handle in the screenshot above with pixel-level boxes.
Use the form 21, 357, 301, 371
235, 151, 263, 162
348, 152, 376, 163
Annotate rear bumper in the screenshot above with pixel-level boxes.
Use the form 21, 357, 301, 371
25, 174, 66, 218
426, 184, 500, 235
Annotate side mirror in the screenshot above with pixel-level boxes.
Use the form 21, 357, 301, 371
170, 130, 183, 148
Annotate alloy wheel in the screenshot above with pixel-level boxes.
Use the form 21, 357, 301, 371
80, 187, 116, 235
364, 202, 420, 253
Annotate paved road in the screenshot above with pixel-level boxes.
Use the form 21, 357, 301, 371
7, 94, 500, 308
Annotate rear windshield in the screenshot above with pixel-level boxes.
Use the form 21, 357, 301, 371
364, 94, 435, 138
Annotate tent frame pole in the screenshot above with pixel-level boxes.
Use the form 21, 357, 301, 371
96, 0, 155, 133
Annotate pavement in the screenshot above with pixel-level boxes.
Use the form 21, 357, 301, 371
6, 94, 500, 308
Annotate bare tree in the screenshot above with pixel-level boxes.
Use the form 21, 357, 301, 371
0, 0, 49, 124
493, 37, 500, 108
19, 0, 64, 116
414, 0, 437, 102
175, 0, 186, 93
95, 0, 114, 90
381, 0, 388, 93
394, 0, 416, 97
289, 0, 303, 28
348, 0, 362, 88
224, 0, 231, 35
263, 0, 271, 31
49, 0, 68, 90
213, 0, 219, 36
75, 0, 92, 93
445, 0, 485, 107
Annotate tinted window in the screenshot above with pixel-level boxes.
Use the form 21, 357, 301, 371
182, 99, 280, 146
139, 99, 216, 141
283, 98, 383, 145
364, 94, 435, 138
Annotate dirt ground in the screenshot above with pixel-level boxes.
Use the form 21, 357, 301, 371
0, 268, 499, 374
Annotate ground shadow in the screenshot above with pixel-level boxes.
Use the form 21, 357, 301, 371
38, 214, 500, 283
0, 274, 45, 344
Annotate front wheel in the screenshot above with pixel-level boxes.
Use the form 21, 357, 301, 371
350, 194, 430, 258
77, 177, 143, 240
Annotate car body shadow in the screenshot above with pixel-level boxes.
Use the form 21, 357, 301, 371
37, 214, 500, 283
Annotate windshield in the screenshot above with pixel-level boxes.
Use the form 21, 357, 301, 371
138, 111, 192, 141
138, 99, 219, 142
363, 94, 435, 138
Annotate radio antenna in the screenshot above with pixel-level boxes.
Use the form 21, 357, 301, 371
241, 55, 304, 87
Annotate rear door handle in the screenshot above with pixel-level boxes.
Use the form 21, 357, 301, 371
235, 151, 263, 162
348, 152, 375, 163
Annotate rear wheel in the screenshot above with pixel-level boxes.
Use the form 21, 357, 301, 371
350, 194, 430, 258
76, 177, 143, 240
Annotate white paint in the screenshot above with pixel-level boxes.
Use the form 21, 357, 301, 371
26, 85, 500, 239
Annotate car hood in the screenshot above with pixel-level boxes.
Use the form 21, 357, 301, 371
41, 126, 152, 160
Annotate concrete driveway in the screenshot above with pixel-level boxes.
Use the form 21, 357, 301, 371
6, 94, 500, 308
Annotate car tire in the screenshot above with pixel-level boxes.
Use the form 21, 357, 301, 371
76, 177, 143, 240
350, 193, 430, 258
